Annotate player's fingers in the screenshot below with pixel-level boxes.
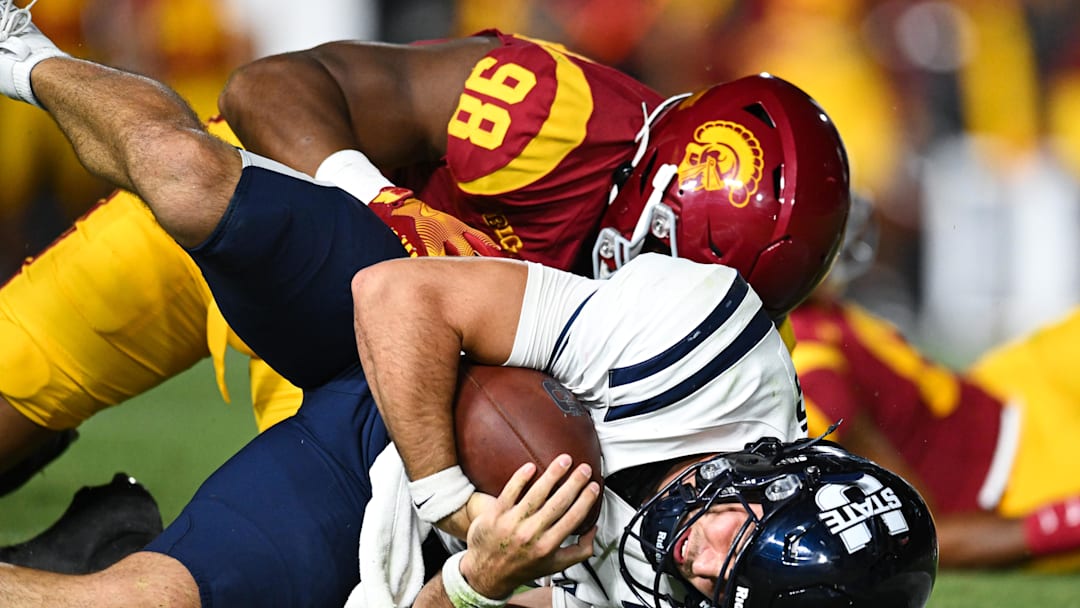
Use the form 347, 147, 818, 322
549, 525, 597, 570
544, 479, 600, 541
496, 461, 538, 509
514, 454, 572, 518
443, 239, 463, 257
463, 232, 502, 257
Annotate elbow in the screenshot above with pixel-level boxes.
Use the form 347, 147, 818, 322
351, 261, 403, 327
219, 55, 283, 125
219, 51, 320, 127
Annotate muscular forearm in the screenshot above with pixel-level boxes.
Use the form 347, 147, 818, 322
351, 265, 465, 482
351, 257, 525, 536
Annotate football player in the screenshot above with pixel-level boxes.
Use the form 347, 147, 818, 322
791, 196, 1080, 570
0, 26, 850, 495
0, 6, 936, 608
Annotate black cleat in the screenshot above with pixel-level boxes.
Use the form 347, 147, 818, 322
0, 472, 163, 573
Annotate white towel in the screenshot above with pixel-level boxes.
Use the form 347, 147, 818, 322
344, 445, 431, 608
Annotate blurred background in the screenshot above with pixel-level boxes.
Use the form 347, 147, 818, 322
4, 0, 1080, 367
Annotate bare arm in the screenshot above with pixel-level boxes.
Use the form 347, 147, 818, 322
935, 512, 1029, 568
219, 37, 500, 175
351, 257, 527, 536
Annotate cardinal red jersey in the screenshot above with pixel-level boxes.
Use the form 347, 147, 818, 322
791, 298, 1004, 515
398, 30, 663, 273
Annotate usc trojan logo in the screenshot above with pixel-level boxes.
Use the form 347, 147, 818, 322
677, 121, 764, 208
816, 474, 910, 554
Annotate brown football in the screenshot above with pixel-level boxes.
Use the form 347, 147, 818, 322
454, 362, 603, 533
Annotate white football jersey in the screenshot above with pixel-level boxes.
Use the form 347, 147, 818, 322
506, 253, 807, 607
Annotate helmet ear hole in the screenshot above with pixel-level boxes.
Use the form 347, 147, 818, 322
638, 151, 659, 196
771, 165, 784, 199
743, 102, 775, 128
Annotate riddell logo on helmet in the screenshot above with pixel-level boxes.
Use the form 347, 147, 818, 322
676, 121, 764, 209
732, 585, 750, 608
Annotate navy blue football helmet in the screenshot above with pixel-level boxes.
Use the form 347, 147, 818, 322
619, 434, 937, 608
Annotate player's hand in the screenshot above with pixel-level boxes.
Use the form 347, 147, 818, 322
458, 455, 600, 599
436, 491, 494, 541
368, 188, 503, 258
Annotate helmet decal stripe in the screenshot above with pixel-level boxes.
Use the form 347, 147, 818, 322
609, 277, 749, 387
604, 308, 773, 422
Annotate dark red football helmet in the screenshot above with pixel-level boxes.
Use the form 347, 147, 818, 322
594, 73, 851, 318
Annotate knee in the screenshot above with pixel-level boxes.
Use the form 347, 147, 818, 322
132, 128, 242, 248
219, 54, 296, 128
87, 552, 200, 607
351, 262, 396, 312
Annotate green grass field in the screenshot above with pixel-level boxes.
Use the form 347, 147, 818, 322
1, 356, 1078, 606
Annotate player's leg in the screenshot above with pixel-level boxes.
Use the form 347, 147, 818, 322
187, 152, 406, 388
144, 379, 390, 606
0, 189, 215, 490
0, 551, 199, 608
0, 8, 237, 248
3, 7, 404, 384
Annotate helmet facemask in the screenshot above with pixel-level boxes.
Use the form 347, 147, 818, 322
594, 93, 691, 279
619, 439, 818, 608
593, 163, 679, 278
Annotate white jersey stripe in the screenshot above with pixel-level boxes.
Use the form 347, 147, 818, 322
603, 308, 774, 422
546, 292, 597, 373
608, 277, 750, 388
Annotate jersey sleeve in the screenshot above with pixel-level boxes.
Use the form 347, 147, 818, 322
444, 33, 658, 198
505, 261, 599, 370
519, 254, 806, 474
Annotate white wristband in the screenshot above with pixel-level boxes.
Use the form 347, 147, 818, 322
407, 465, 475, 524
313, 149, 393, 205
441, 551, 510, 608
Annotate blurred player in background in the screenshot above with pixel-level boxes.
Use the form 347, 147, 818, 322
791, 195, 1080, 571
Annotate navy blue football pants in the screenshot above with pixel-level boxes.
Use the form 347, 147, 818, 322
146, 155, 406, 608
